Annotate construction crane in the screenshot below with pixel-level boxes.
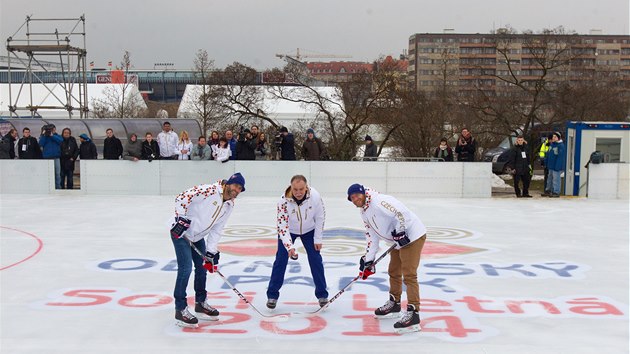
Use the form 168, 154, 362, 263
275, 48, 352, 62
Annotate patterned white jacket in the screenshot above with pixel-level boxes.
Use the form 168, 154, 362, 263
359, 188, 427, 262
276, 186, 325, 251
173, 181, 235, 254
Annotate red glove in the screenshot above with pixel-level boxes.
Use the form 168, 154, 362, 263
359, 257, 375, 280
203, 252, 219, 273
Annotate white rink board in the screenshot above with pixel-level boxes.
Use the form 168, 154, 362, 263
462, 163, 492, 198
386, 162, 464, 197
310, 161, 388, 196
0, 160, 53, 194
160, 160, 235, 196
80, 160, 161, 195
234, 161, 310, 196
587, 163, 630, 199
2, 160, 492, 198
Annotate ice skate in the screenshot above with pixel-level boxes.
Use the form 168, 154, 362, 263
266, 298, 278, 311
374, 294, 401, 319
195, 300, 219, 321
394, 304, 421, 334
175, 307, 199, 328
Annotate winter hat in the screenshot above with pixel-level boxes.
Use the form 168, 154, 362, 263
347, 183, 365, 201
364, 135, 373, 142
279, 126, 289, 133
306, 128, 315, 135
79, 133, 90, 141
553, 132, 562, 140
226, 172, 246, 192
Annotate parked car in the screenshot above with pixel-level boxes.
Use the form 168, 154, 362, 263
482, 136, 517, 174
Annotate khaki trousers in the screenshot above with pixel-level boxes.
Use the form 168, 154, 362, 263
387, 234, 426, 308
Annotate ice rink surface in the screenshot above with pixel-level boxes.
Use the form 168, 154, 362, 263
1, 192, 628, 354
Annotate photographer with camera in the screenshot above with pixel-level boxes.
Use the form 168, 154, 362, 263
39, 124, 63, 189
276, 126, 295, 161
236, 128, 256, 160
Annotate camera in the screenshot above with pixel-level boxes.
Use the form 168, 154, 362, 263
239, 128, 251, 142
274, 131, 283, 147
41, 124, 55, 136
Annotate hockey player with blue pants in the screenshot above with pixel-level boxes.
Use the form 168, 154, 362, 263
266, 175, 329, 310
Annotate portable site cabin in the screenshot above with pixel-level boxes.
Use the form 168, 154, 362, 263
565, 121, 630, 197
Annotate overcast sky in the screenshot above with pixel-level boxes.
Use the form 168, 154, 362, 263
1, 0, 628, 70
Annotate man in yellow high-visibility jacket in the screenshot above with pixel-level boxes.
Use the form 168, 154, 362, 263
539, 133, 553, 196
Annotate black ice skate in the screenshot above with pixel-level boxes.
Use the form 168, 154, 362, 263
175, 307, 199, 328
266, 298, 278, 310
394, 304, 421, 334
195, 301, 220, 321
374, 294, 401, 319
318, 298, 329, 308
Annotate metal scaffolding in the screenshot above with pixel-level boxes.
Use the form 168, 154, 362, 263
5, 15, 88, 118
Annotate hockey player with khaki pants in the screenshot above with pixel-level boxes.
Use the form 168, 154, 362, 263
347, 183, 427, 334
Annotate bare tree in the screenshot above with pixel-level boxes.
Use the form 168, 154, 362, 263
388, 90, 454, 158
554, 70, 630, 122
91, 51, 147, 118
270, 57, 408, 160
179, 49, 225, 134
213, 62, 274, 130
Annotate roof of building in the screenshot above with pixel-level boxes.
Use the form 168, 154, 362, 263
0, 83, 146, 118
306, 61, 373, 75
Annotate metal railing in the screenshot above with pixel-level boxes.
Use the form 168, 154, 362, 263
350, 156, 445, 162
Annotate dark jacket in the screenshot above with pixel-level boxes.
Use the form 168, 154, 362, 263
433, 146, 454, 161
455, 136, 476, 162
60, 136, 79, 171
545, 141, 566, 172
363, 142, 378, 161
302, 137, 326, 160
39, 133, 63, 159
17, 136, 42, 159
507, 143, 531, 175
141, 140, 160, 160
123, 139, 142, 160
280, 133, 296, 161
0, 133, 17, 159
236, 138, 256, 160
79, 138, 98, 160
103, 136, 124, 160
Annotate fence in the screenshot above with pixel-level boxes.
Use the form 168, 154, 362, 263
1, 160, 492, 198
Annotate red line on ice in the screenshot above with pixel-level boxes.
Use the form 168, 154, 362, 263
0, 226, 43, 270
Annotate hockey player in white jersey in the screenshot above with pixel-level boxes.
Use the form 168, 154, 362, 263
266, 175, 329, 310
347, 183, 427, 334
169, 172, 246, 328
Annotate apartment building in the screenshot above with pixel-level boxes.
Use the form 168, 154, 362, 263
408, 31, 630, 95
